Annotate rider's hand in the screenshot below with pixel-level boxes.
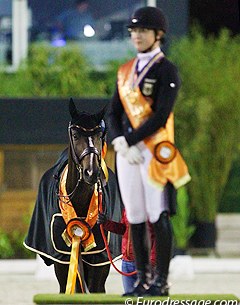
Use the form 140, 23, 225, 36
97, 212, 108, 225
126, 145, 144, 164
111, 136, 129, 156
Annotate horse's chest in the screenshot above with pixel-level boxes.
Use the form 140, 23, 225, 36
71, 192, 94, 218
73, 204, 88, 218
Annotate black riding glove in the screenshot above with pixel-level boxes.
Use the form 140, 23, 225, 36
97, 212, 108, 225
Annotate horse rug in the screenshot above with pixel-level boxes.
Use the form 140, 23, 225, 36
24, 148, 123, 266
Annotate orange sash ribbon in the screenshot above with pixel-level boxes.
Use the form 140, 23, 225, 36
59, 142, 108, 251
118, 59, 191, 189
59, 165, 99, 251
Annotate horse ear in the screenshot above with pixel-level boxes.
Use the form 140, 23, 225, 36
69, 98, 79, 120
94, 104, 108, 122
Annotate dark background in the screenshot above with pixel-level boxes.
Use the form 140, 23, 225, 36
26, 0, 240, 36
189, 0, 240, 35
0, 98, 109, 144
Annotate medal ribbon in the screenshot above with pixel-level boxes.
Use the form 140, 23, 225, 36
129, 52, 164, 89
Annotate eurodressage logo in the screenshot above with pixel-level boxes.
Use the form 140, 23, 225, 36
124, 297, 239, 305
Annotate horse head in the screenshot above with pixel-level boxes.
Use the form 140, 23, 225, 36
68, 98, 106, 185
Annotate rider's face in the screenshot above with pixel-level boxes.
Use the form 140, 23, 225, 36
130, 28, 158, 52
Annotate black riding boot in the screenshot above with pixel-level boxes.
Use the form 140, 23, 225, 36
144, 211, 173, 296
123, 222, 150, 296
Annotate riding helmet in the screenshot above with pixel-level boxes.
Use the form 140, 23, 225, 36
127, 6, 168, 33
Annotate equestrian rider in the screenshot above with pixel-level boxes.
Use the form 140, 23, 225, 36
108, 6, 191, 296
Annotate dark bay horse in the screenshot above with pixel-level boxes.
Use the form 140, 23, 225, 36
24, 99, 122, 293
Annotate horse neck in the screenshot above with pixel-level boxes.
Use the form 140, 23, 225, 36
66, 154, 95, 218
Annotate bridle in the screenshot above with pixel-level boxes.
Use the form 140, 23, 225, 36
57, 122, 104, 204
68, 122, 103, 178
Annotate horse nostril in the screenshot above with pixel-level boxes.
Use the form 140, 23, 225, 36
84, 169, 93, 177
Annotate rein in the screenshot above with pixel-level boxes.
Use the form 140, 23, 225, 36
57, 173, 81, 206
97, 180, 137, 277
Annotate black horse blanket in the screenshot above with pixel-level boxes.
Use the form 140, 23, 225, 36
24, 148, 122, 266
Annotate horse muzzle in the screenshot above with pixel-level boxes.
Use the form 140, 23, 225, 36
82, 165, 100, 185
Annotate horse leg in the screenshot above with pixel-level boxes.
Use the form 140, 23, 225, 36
54, 262, 69, 293
83, 263, 110, 293
54, 262, 110, 293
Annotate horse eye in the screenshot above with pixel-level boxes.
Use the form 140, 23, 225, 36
72, 132, 79, 140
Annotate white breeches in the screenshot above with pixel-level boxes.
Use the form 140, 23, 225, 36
116, 143, 168, 224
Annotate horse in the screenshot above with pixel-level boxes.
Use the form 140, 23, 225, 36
24, 99, 122, 293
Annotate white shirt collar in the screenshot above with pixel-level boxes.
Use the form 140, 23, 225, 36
136, 47, 161, 71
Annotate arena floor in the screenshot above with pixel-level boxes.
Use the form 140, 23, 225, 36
0, 257, 239, 305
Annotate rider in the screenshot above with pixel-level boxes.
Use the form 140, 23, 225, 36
108, 6, 191, 296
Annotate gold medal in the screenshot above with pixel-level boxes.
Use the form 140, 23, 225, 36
127, 89, 138, 104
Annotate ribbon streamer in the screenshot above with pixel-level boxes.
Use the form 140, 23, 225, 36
65, 235, 81, 294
